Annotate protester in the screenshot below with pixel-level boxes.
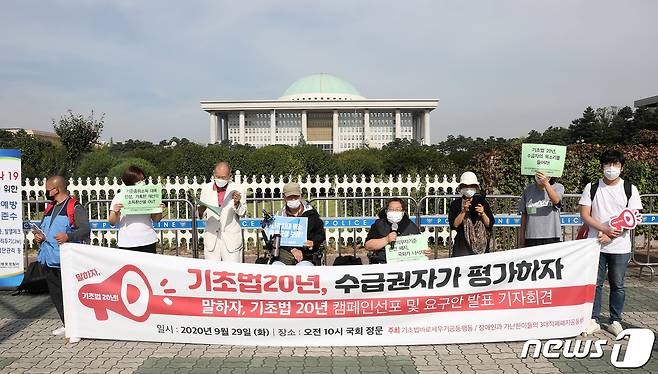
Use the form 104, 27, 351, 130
518, 171, 564, 247
33, 176, 90, 344
448, 171, 495, 257
273, 182, 325, 266
579, 150, 642, 336
364, 198, 421, 264
109, 166, 165, 254
198, 161, 247, 262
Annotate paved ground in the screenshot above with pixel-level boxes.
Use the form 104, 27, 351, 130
0, 267, 657, 374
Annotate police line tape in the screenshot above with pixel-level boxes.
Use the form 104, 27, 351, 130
23, 214, 658, 231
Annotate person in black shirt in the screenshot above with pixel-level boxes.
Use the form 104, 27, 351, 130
365, 198, 421, 264
273, 182, 326, 266
448, 171, 495, 257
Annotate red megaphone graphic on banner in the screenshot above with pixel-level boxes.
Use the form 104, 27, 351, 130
609, 209, 642, 231
78, 265, 155, 322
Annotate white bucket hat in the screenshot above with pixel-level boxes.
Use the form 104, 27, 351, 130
458, 171, 480, 187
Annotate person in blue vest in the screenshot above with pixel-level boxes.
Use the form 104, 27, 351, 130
32, 176, 90, 344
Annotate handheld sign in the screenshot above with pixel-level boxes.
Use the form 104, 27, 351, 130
265, 216, 308, 247
521, 143, 567, 177
609, 209, 642, 231
385, 233, 429, 263
120, 185, 162, 215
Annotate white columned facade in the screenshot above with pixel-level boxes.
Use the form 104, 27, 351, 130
395, 109, 401, 139
423, 110, 431, 145
223, 116, 229, 141
209, 112, 219, 144
238, 111, 246, 144
270, 109, 276, 143
332, 110, 338, 153
363, 109, 370, 147
301, 110, 308, 141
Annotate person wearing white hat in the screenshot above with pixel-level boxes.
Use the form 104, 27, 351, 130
448, 171, 494, 257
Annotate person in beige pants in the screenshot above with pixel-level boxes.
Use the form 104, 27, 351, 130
198, 162, 247, 262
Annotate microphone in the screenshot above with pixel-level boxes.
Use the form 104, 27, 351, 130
390, 222, 399, 250
272, 233, 281, 258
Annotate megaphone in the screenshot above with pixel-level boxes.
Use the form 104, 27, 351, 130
609, 209, 642, 231
78, 265, 154, 322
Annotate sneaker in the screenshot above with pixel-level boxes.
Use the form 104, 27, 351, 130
607, 321, 624, 336
52, 327, 66, 336
68, 337, 81, 344
581, 318, 600, 336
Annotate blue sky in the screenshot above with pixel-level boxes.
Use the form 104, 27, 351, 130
1, 0, 657, 144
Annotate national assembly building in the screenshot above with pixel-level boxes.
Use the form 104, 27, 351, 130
200, 73, 439, 153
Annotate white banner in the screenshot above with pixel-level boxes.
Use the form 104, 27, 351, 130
0, 149, 23, 288
61, 239, 599, 346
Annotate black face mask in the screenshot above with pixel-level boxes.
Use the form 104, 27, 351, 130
45, 189, 57, 201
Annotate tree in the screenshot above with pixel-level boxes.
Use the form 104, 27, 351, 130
108, 158, 159, 180
568, 107, 598, 143
53, 110, 104, 174
76, 151, 116, 177
0, 129, 67, 178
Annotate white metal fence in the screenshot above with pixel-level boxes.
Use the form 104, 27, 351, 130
22, 171, 461, 251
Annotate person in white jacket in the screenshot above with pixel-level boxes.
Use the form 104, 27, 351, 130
198, 162, 247, 262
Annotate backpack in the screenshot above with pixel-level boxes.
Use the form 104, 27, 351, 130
43, 196, 79, 228
576, 179, 633, 239
333, 246, 362, 266
13, 262, 48, 295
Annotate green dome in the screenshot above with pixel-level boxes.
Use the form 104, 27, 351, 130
280, 74, 364, 100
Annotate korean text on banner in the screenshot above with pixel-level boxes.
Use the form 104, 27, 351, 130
61, 239, 599, 346
521, 143, 567, 177
0, 149, 24, 287
120, 185, 162, 215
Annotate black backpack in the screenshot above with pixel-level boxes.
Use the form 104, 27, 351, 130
13, 262, 48, 294
333, 246, 362, 266
590, 179, 633, 206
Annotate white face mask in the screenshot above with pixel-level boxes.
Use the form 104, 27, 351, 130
286, 199, 301, 210
461, 188, 477, 198
603, 166, 621, 181
386, 211, 404, 224
214, 178, 228, 188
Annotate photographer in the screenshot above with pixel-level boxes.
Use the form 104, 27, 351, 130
448, 171, 495, 257
273, 182, 325, 266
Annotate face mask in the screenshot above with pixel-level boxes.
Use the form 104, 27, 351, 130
603, 166, 621, 181
386, 211, 404, 224
214, 178, 228, 188
286, 199, 301, 210
45, 189, 57, 201
461, 188, 477, 198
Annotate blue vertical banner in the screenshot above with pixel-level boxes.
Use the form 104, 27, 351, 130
0, 149, 24, 287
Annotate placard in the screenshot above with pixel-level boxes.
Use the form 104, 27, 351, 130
385, 233, 429, 263
521, 144, 567, 177
120, 185, 162, 215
